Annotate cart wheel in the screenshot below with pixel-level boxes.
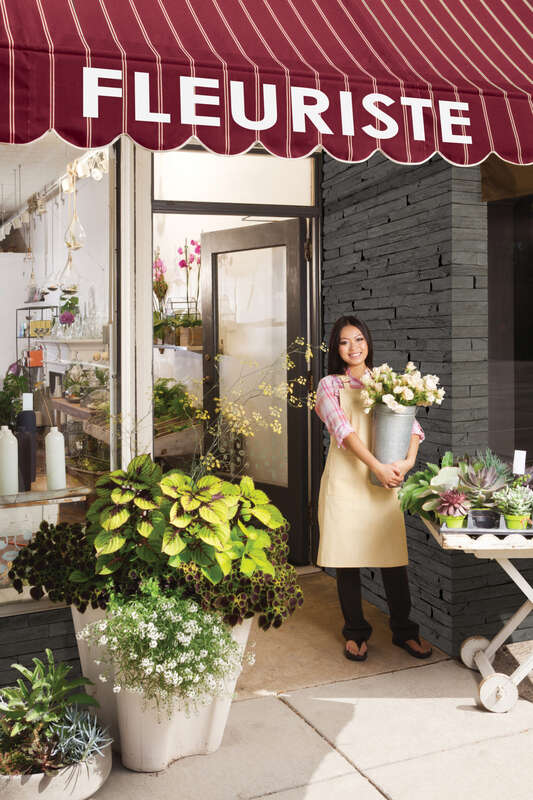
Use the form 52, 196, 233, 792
478, 673, 518, 713
460, 636, 492, 670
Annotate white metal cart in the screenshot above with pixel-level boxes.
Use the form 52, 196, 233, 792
423, 519, 533, 713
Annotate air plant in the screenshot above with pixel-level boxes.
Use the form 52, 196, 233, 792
437, 490, 470, 518
51, 706, 111, 764
458, 464, 507, 508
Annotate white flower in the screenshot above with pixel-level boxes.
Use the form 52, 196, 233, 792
113, 685, 121, 693
98, 636, 108, 646
382, 394, 403, 413
98, 674, 107, 683
405, 361, 416, 372
402, 387, 414, 401
424, 375, 438, 391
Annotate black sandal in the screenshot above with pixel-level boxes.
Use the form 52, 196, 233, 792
392, 636, 432, 659
344, 640, 368, 662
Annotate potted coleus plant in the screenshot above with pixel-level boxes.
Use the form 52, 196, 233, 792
77, 580, 247, 772
0, 649, 111, 800
436, 489, 470, 529
493, 485, 533, 530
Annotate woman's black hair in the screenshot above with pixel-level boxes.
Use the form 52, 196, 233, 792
327, 316, 374, 375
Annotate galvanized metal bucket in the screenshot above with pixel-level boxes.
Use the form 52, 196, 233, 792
370, 403, 417, 486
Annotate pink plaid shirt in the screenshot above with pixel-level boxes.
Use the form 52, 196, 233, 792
315, 373, 425, 449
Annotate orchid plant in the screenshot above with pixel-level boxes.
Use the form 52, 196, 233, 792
152, 249, 168, 314
361, 361, 445, 413
178, 238, 201, 317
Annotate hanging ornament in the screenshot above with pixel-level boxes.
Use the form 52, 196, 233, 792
63, 164, 86, 250
58, 249, 80, 295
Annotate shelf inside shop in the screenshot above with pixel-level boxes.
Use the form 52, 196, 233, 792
153, 344, 203, 352
0, 486, 92, 509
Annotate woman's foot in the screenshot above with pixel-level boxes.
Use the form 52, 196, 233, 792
392, 636, 432, 659
344, 640, 368, 661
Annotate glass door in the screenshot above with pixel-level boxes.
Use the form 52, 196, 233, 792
201, 219, 309, 565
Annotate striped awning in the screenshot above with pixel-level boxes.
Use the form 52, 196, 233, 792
1, 0, 531, 164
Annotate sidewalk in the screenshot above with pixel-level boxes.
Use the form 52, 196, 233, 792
93, 572, 533, 800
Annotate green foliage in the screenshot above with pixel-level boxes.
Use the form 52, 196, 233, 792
160, 472, 281, 585
179, 314, 202, 328
0, 650, 97, 775
0, 370, 28, 428
9, 457, 303, 631
153, 378, 194, 425
60, 295, 79, 315
399, 451, 455, 518
493, 485, 533, 516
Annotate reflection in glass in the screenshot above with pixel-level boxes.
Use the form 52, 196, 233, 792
217, 246, 288, 487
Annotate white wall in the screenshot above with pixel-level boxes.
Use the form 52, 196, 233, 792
0, 253, 27, 382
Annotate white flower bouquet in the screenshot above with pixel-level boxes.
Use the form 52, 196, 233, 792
77, 580, 246, 716
361, 362, 445, 414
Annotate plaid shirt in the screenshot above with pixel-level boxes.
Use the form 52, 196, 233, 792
315, 373, 425, 449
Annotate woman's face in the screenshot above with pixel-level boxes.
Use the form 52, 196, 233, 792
338, 325, 369, 369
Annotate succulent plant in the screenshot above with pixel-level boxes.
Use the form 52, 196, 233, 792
461, 449, 512, 483
493, 485, 533, 516
458, 464, 507, 508
437, 490, 470, 517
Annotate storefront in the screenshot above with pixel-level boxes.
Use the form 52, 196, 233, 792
0, 1, 531, 677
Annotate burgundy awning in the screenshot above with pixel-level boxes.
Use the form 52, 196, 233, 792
1, 0, 531, 164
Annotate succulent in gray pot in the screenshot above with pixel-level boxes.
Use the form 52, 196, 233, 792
459, 464, 507, 528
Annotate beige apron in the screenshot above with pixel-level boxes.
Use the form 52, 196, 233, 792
317, 377, 408, 568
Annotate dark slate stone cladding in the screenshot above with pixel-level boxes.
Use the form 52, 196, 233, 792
0, 607, 80, 688
321, 152, 533, 656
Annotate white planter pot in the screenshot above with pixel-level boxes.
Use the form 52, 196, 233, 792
0, 746, 112, 800
71, 606, 120, 749
117, 616, 253, 772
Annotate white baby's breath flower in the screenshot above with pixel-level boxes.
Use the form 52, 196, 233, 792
113, 685, 121, 694
98, 674, 107, 683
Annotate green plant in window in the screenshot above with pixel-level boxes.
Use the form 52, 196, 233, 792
0, 369, 28, 428
153, 378, 194, 427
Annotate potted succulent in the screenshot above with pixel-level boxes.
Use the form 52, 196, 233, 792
0, 649, 111, 800
436, 489, 470, 528
493, 485, 533, 530
458, 464, 507, 528
77, 579, 247, 772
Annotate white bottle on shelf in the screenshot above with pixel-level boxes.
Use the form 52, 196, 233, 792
45, 426, 66, 490
0, 426, 19, 495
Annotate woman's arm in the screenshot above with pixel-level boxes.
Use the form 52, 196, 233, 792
342, 431, 403, 489
390, 433, 421, 480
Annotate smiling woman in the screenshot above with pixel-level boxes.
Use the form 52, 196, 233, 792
315, 314, 431, 663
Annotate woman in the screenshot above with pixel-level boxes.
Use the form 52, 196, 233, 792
315, 315, 432, 662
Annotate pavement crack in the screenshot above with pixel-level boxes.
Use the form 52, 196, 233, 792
278, 694, 394, 800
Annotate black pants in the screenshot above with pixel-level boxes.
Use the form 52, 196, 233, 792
336, 566, 419, 644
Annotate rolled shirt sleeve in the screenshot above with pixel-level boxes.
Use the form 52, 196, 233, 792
412, 418, 425, 442
315, 375, 355, 448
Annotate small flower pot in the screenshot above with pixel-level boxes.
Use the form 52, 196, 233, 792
438, 514, 466, 529
504, 514, 530, 530
471, 509, 500, 529
180, 325, 203, 347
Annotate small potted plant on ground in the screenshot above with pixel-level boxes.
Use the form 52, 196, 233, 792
493, 485, 533, 530
436, 490, 470, 528
0, 649, 111, 800
77, 579, 246, 772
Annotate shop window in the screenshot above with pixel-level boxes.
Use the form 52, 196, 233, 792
486, 157, 533, 459
0, 137, 117, 602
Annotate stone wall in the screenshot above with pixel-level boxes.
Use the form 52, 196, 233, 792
0, 607, 79, 688
321, 152, 533, 655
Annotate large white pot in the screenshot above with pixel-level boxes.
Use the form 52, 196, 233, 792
71, 606, 120, 749
0, 746, 112, 800
117, 616, 253, 773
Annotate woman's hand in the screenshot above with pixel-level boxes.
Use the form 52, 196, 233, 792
390, 459, 415, 481
373, 462, 403, 488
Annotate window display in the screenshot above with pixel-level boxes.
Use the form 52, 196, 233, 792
0, 138, 116, 593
